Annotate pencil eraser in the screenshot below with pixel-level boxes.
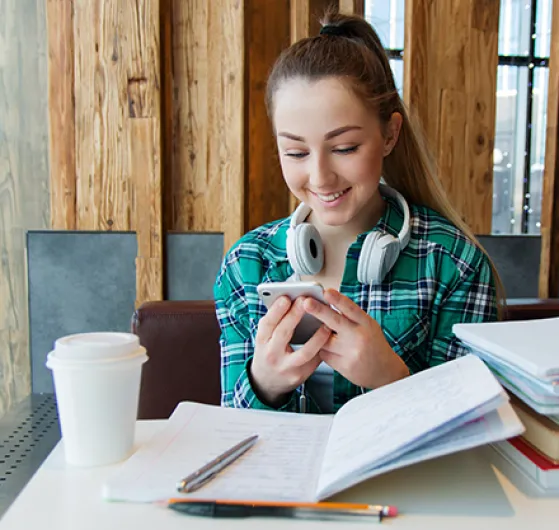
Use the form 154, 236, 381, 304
384, 506, 398, 517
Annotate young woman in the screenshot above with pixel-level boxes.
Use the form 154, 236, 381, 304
214, 11, 501, 414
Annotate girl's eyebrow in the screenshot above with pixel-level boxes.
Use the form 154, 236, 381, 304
277, 125, 363, 142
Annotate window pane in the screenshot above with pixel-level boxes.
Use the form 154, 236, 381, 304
365, 0, 405, 50
493, 65, 529, 234
389, 58, 404, 97
498, 0, 531, 56
535, 0, 552, 57
527, 66, 549, 233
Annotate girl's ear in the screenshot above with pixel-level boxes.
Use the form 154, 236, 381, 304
383, 112, 403, 157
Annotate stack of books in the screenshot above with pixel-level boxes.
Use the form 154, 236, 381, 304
453, 317, 559, 492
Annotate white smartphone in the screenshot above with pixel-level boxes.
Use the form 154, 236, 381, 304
257, 281, 327, 345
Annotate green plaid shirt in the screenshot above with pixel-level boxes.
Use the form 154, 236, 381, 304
214, 196, 497, 413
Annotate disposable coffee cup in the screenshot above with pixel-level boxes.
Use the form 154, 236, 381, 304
46, 332, 148, 467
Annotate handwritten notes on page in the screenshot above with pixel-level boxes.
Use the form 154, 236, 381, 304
103, 402, 332, 503
316, 355, 508, 496
316, 402, 524, 499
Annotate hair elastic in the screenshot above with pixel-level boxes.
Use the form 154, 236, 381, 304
319, 25, 346, 37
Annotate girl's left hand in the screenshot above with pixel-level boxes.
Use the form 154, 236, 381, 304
302, 289, 410, 389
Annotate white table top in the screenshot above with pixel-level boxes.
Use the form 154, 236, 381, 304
1, 420, 558, 530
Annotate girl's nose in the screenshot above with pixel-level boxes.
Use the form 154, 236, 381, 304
309, 154, 335, 188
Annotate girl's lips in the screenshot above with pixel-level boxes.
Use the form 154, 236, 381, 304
312, 187, 351, 201
312, 187, 352, 207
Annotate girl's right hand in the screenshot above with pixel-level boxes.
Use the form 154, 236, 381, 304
250, 296, 332, 406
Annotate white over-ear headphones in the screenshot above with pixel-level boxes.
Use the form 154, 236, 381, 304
286, 183, 411, 285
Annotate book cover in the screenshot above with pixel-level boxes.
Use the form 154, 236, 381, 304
453, 317, 559, 380
510, 395, 559, 462
493, 436, 559, 490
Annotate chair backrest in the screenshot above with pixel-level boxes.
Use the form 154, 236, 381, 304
132, 300, 221, 419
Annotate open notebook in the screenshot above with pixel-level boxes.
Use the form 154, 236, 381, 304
103, 355, 523, 503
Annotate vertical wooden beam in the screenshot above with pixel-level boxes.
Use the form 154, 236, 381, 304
73, 0, 161, 232
404, 0, 499, 234
46, 0, 76, 230
131, 119, 163, 306
245, 0, 291, 231
127, 0, 163, 304
468, 0, 500, 232
291, 0, 332, 43
339, 0, 364, 16
213, 0, 245, 251
160, 0, 174, 234
539, 0, 559, 298
169, 0, 244, 252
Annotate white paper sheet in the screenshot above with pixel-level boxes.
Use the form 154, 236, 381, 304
103, 403, 332, 503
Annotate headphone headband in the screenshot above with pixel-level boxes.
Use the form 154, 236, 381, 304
377, 183, 411, 249
290, 202, 313, 229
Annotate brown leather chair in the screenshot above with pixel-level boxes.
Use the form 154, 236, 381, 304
503, 298, 559, 321
132, 301, 221, 419
132, 298, 559, 419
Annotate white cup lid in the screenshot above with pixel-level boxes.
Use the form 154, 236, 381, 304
53, 332, 142, 361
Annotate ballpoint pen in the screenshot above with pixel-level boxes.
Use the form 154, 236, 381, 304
166, 498, 398, 522
176, 434, 259, 493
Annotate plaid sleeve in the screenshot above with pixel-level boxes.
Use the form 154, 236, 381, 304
213, 254, 298, 412
426, 253, 498, 367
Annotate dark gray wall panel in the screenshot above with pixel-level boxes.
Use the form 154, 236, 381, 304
27, 231, 137, 393
166, 232, 223, 300
476, 235, 541, 298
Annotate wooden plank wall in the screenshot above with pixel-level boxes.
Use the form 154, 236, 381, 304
404, 0, 500, 234
540, 0, 559, 298
245, 0, 291, 231
339, 0, 364, 16
47, 0, 163, 303
0, 0, 50, 417
43, 0, 559, 314
163, 0, 244, 253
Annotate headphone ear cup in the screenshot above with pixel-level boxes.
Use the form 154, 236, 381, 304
286, 223, 324, 276
357, 232, 401, 284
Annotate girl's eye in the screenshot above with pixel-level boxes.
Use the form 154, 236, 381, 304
285, 152, 308, 159
333, 145, 359, 155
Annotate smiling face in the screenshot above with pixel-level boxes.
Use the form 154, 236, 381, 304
273, 76, 400, 234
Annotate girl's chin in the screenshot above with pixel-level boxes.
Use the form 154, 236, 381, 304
310, 209, 353, 227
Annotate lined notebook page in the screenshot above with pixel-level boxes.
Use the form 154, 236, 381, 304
103, 403, 332, 503
317, 355, 507, 495
317, 403, 524, 499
